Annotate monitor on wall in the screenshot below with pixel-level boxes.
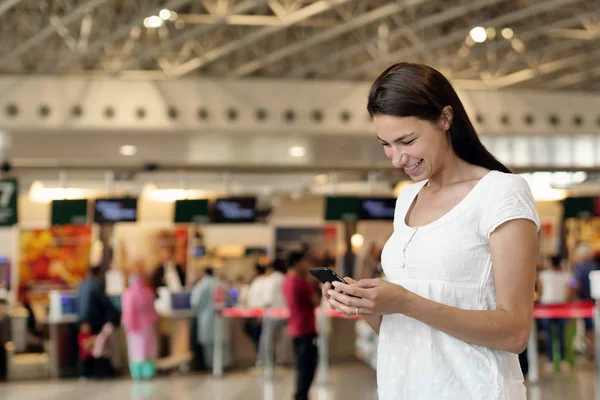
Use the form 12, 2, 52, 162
211, 197, 257, 224
359, 198, 396, 221
94, 198, 138, 223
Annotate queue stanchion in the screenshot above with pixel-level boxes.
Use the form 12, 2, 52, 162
316, 307, 330, 386
527, 320, 539, 384
213, 311, 224, 377
212, 286, 227, 378
262, 308, 274, 381
595, 301, 600, 391
590, 271, 600, 391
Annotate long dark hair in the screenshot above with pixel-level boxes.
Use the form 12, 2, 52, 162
367, 62, 511, 173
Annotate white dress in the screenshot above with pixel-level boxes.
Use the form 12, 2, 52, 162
378, 171, 540, 400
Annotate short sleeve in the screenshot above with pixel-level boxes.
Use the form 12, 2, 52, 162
480, 174, 540, 238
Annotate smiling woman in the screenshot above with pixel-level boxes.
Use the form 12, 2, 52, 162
322, 63, 540, 400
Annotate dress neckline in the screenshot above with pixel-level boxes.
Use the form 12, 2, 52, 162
403, 170, 496, 231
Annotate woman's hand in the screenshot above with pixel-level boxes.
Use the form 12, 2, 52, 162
327, 278, 413, 316
322, 277, 358, 311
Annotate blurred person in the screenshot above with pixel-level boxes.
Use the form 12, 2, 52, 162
191, 267, 230, 369
539, 255, 570, 371
19, 285, 44, 353
282, 251, 320, 400
77, 321, 95, 379
357, 242, 383, 280
91, 321, 115, 379
77, 266, 117, 335
324, 63, 539, 399
243, 264, 268, 358
263, 259, 288, 364
151, 245, 185, 293
569, 243, 599, 358
122, 273, 159, 380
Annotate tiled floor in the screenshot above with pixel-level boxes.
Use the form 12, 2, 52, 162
0, 362, 596, 399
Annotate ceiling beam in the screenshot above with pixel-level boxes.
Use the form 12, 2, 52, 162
54, 0, 196, 71
0, 0, 109, 68
125, 0, 269, 71
167, 0, 356, 78
486, 44, 600, 88
0, 0, 23, 17
546, 64, 600, 89
290, 0, 502, 78
230, 0, 429, 78
341, 0, 583, 79
178, 13, 337, 27
452, 9, 599, 78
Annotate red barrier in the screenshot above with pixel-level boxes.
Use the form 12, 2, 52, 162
533, 300, 595, 319
221, 308, 360, 319
223, 302, 596, 320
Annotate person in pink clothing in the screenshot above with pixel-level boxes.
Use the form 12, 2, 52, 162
122, 273, 159, 380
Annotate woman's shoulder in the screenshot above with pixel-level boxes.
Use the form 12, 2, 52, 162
484, 170, 531, 190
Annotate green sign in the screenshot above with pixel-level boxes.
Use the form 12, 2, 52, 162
0, 179, 18, 226
324, 196, 361, 222
174, 199, 210, 224
51, 199, 89, 226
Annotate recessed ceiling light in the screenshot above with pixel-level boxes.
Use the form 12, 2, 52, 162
288, 146, 306, 158
120, 145, 137, 156
143, 16, 163, 28
159, 9, 172, 20
469, 26, 487, 43
501, 27, 514, 40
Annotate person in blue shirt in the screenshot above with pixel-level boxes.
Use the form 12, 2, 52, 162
570, 244, 599, 358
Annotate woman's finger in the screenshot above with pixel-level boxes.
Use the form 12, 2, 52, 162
344, 277, 357, 285
328, 288, 375, 310
322, 282, 332, 299
329, 297, 373, 316
331, 281, 371, 299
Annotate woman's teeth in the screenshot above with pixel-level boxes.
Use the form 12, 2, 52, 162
405, 160, 422, 173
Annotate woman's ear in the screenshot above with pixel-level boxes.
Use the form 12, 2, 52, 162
440, 106, 454, 131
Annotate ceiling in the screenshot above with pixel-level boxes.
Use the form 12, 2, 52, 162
0, 0, 599, 91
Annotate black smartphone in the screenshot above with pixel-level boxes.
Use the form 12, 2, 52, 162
309, 267, 347, 285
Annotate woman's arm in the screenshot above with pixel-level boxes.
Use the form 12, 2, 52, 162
328, 219, 538, 354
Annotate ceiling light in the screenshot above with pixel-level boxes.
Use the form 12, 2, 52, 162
486, 27, 496, 40
169, 11, 178, 21
120, 145, 137, 156
159, 9, 172, 21
501, 27, 514, 40
288, 146, 306, 158
143, 16, 163, 28
469, 26, 487, 43
351, 234, 364, 248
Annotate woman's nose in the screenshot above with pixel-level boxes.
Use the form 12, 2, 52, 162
392, 152, 408, 169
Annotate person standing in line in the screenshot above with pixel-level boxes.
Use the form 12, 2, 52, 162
282, 251, 320, 400
324, 63, 540, 399
191, 267, 230, 369
538, 255, 570, 371
569, 244, 599, 359
122, 273, 159, 380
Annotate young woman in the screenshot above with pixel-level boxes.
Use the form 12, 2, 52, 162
324, 63, 539, 399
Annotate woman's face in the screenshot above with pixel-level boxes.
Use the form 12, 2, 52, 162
373, 112, 452, 182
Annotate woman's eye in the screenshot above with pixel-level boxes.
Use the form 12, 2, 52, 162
403, 139, 415, 146
380, 143, 390, 147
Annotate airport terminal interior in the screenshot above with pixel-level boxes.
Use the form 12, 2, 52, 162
1, 0, 600, 399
